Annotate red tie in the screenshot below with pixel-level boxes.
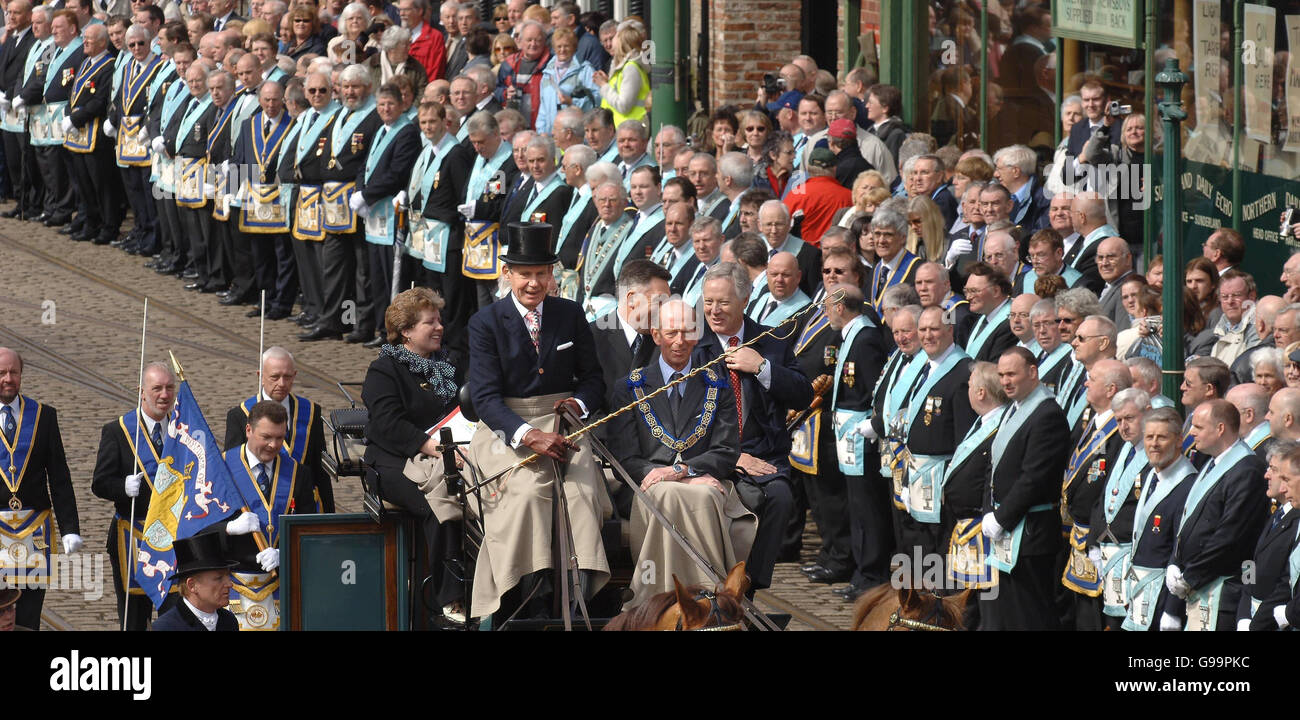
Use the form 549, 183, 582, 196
728, 336, 743, 438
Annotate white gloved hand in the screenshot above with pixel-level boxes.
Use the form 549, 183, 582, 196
61, 117, 73, 134
0, 91, 7, 103
226, 511, 261, 536
61, 534, 83, 554
854, 419, 878, 441
256, 547, 280, 572
1236, 618, 1251, 632
1087, 546, 1102, 567
103, 118, 116, 137
945, 237, 974, 265
220, 159, 230, 175
349, 191, 367, 213
900, 486, 911, 511
151, 135, 166, 155
981, 512, 1004, 540
124, 472, 145, 498
1159, 612, 1183, 631
1274, 604, 1290, 630
457, 202, 475, 218
11, 97, 24, 112
1165, 565, 1190, 598
0, 97, 10, 113
394, 190, 407, 211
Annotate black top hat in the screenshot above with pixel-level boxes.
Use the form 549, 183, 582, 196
168, 532, 238, 581
0, 587, 19, 610
499, 222, 558, 265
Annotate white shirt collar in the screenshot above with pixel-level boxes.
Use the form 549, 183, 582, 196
533, 171, 558, 189
882, 248, 906, 272
183, 597, 219, 631
475, 94, 492, 110
715, 323, 745, 348
1, 397, 19, 419
1092, 407, 1114, 428
244, 445, 267, 475
258, 390, 292, 417
618, 311, 640, 347
839, 314, 865, 339
658, 355, 692, 385
928, 343, 956, 369
1156, 455, 1194, 484
636, 201, 662, 219
980, 405, 1006, 424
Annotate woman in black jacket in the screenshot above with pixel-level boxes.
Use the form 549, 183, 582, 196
362, 287, 466, 621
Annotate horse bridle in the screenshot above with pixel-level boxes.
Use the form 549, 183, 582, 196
886, 593, 954, 632
674, 589, 745, 631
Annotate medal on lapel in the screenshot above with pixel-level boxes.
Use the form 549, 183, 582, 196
62, 68, 73, 85
1086, 458, 1102, 484
433, 170, 440, 189
193, 124, 201, 142
327, 157, 339, 170
1152, 514, 1162, 533
531, 212, 547, 222
315, 137, 325, 156
823, 345, 837, 368
923, 397, 934, 426
350, 131, 363, 154
844, 361, 855, 388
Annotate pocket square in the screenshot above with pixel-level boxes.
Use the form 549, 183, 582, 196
556, 341, 574, 351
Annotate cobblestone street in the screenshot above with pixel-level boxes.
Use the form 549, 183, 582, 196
1, 217, 858, 631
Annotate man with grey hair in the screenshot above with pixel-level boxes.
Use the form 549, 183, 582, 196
1066, 191, 1117, 295
111, 22, 167, 256
865, 202, 918, 314
573, 180, 633, 314
65, 22, 125, 245
455, 109, 520, 308
301, 63, 382, 342
681, 216, 725, 305
718, 151, 754, 238
615, 119, 654, 185
552, 106, 586, 153
1031, 298, 1072, 393
805, 89, 898, 184
1231, 294, 1286, 385
992, 144, 1050, 231
981, 230, 1026, 289
654, 123, 688, 182
1085, 384, 1151, 629
583, 107, 618, 162
197, 68, 242, 299
904, 153, 957, 228
758, 199, 821, 297
686, 152, 729, 221
1227, 383, 1273, 459
510, 133, 573, 251
496, 19, 548, 126
399, 0, 446, 80
1126, 357, 1175, 408
554, 144, 599, 267
694, 261, 813, 593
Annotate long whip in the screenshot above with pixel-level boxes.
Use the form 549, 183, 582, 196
124, 297, 148, 632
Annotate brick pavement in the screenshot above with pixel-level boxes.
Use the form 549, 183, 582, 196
0, 217, 856, 631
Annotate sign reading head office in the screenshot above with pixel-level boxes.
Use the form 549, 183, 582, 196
1053, 0, 1144, 49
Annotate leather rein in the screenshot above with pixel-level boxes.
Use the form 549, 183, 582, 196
673, 589, 745, 632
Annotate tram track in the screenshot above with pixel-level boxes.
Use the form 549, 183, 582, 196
0, 234, 350, 399
0, 324, 137, 405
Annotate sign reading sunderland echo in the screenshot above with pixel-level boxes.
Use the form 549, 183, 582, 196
1053, 0, 1143, 48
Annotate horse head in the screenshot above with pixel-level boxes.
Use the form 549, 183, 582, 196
606, 562, 750, 631
852, 585, 972, 631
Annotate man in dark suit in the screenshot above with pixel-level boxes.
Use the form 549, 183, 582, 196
915, 261, 976, 346
222, 347, 330, 513
555, 144, 598, 270
693, 262, 813, 592
195, 69, 240, 295
18, 6, 78, 228
0, 0, 39, 219
1064, 193, 1115, 296
900, 307, 977, 563
992, 144, 1051, 235
510, 133, 573, 245
1059, 358, 1129, 630
1161, 400, 1269, 631
0, 347, 81, 630
607, 298, 755, 607
865, 206, 919, 316
962, 262, 1018, 362
174, 62, 217, 290
1065, 80, 1123, 181
353, 80, 421, 346
465, 222, 610, 621
824, 283, 890, 598
231, 81, 297, 320
90, 362, 177, 631
64, 23, 124, 245
301, 65, 383, 342
1123, 406, 1197, 630
906, 154, 957, 229
1096, 237, 1135, 332
150, 533, 239, 632
759, 198, 821, 299
979, 347, 1071, 630
456, 109, 519, 308
1239, 442, 1299, 629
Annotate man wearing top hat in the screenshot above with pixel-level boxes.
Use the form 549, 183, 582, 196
150, 533, 239, 632
0, 588, 30, 631
466, 222, 611, 622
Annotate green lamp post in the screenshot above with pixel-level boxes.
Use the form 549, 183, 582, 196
1155, 58, 1188, 405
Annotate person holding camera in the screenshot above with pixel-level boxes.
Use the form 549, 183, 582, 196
1065, 81, 1124, 178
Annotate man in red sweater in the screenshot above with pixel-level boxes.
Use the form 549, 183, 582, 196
785, 148, 851, 247
399, 0, 446, 80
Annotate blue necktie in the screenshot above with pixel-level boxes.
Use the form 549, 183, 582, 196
1, 406, 13, 442
150, 421, 163, 451
669, 371, 684, 416
256, 464, 271, 496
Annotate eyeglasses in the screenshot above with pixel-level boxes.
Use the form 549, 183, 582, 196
1075, 334, 1107, 343
1057, 316, 1079, 325
306, 87, 329, 94
127, 40, 147, 47
293, 18, 311, 23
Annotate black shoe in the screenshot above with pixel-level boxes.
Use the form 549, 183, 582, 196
184, 282, 204, 291
57, 224, 77, 235
836, 585, 867, 602
152, 262, 176, 274
265, 308, 291, 321
344, 329, 374, 344
807, 567, 851, 584
219, 293, 251, 306
1, 207, 21, 219
200, 284, 224, 294
32, 212, 50, 224
119, 243, 140, 254
44, 214, 70, 227
362, 335, 384, 348
110, 237, 128, 248
181, 270, 199, 280
92, 235, 114, 245
245, 306, 263, 318
294, 313, 318, 327
70, 230, 93, 242
298, 325, 341, 342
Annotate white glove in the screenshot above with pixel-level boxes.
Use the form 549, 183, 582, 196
394, 190, 407, 211
61, 534, 83, 554
1087, 547, 1102, 567
0, 91, 7, 103
1159, 611, 1183, 631
1165, 565, 1190, 598
11, 96, 24, 112
226, 511, 261, 536
981, 512, 1004, 540
349, 192, 367, 213
220, 159, 230, 176
151, 135, 166, 155
900, 486, 911, 511
854, 419, 878, 441
1236, 618, 1251, 632
103, 118, 116, 137
202, 182, 217, 198
61, 117, 73, 134
124, 472, 145, 498
945, 237, 974, 265
457, 201, 475, 218
256, 547, 280, 572
0, 98, 10, 113
1275, 604, 1290, 630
